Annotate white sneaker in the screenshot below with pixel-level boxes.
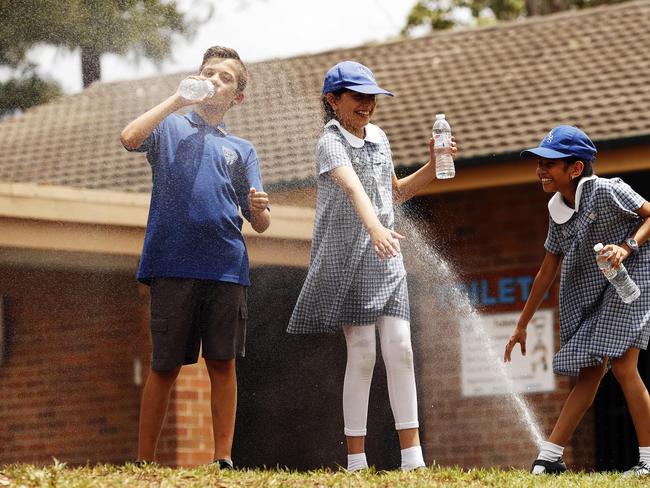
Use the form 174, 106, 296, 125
624, 461, 650, 476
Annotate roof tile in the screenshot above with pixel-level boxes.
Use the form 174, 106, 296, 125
1, 1, 649, 192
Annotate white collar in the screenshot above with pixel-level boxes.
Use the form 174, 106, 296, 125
548, 175, 598, 224
325, 119, 382, 148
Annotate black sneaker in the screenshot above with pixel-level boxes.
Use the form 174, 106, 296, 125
131, 460, 158, 468
624, 461, 650, 476
213, 458, 234, 470
531, 458, 567, 474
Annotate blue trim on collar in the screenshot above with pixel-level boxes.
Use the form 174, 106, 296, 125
184, 111, 228, 136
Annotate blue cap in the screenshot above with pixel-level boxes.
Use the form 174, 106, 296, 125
521, 125, 596, 162
322, 61, 393, 96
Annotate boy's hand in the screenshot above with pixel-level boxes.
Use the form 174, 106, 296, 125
504, 326, 527, 362
175, 76, 208, 107
368, 225, 404, 260
248, 188, 269, 214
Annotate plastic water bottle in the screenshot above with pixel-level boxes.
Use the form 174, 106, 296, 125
432, 113, 455, 179
179, 78, 214, 101
594, 243, 640, 303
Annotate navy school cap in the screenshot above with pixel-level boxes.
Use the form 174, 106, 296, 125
322, 61, 394, 96
520, 125, 597, 162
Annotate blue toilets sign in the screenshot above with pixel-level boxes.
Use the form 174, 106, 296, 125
465, 274, 553, 310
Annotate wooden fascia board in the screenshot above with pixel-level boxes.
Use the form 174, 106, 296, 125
0, 182, 314, 241
416, 145, 650, 195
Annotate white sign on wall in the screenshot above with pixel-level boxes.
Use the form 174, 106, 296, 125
461, 309, 555, 397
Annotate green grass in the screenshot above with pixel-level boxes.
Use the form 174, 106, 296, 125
0, 462, 647, 487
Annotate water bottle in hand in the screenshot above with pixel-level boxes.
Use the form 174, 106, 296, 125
594, 243, 640, 303
432, 113, 455, 179
179, 78, 215, 101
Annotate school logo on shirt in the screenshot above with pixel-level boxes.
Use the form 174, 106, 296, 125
222, 146, 239, 166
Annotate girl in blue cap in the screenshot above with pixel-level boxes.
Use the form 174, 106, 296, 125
504, 125, 650, 475
288, 60, 456, 471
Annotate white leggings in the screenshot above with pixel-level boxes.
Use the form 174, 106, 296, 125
342, 315, 420, 436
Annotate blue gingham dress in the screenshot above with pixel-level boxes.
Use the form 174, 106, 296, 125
287, 121, 409, 334
545, 176, 650, 376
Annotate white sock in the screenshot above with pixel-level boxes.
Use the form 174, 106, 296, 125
400, 445, 425, 470
347, 452, 368, 472
639, 446, 650, 465
537, 440, 564, 462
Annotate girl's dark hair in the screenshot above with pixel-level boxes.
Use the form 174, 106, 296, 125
564, 156, 594, 181
321, 89, 348, 124
199, 46, 249, 92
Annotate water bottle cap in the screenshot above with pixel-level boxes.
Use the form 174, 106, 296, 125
593, 243, 604, 252
435, 114, 446, 119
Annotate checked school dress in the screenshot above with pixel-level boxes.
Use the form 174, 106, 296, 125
545, 175, 650, 376
287, 120, 410, 334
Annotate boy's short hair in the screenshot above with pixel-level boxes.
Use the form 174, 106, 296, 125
199, 46, 249, 92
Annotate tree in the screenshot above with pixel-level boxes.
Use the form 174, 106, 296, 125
402, 0, 630, 34
0, 70, 62, 118
0, 0, 209, 115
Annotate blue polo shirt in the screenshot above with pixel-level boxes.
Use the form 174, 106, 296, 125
130, 111, 264, 286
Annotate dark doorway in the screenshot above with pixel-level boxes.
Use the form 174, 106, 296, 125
594, 350, 650, 470
594, 169, 650, 471
233, 266, 400, 471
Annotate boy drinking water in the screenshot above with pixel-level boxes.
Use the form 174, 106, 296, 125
121, 46, 270, 467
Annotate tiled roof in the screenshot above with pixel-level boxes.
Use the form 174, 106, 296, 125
1, 0, 649, 193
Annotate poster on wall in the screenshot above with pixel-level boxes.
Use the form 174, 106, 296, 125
460, 309, 555, 397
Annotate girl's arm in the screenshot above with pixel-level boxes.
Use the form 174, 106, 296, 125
605, 201, 650, 267
504, 251, 562, 362
330, 166, 404, 260
392, 137, 457, 206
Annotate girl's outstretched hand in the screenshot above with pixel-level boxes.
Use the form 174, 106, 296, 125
504, 326, 527, 362
369, 225, 404, 260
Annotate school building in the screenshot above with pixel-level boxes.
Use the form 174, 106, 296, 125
1, 0, 649, 470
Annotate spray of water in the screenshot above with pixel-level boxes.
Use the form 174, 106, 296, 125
398, 207, 544, 449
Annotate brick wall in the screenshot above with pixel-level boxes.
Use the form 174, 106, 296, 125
0, 265, 231, 467
0, 268, 149, 464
